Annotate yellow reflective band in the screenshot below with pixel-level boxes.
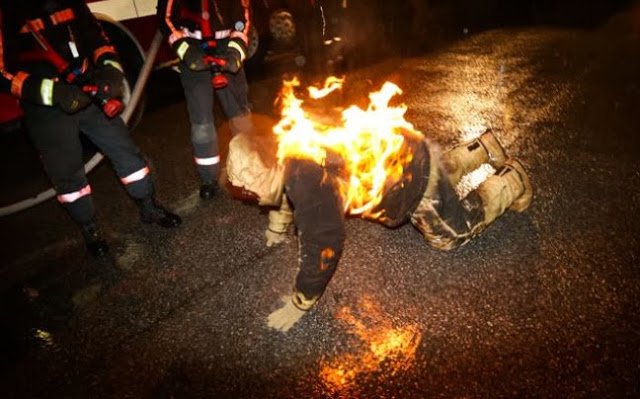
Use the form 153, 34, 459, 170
177, 41, 189, 60
104, 59, 123, 72
228, 41, 246, 61
40, 79, 54, 106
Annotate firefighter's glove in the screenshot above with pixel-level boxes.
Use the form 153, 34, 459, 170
267, 296, 308, 333
265, 201, 293, 247
219, 49, 242, 73
266, 229, 288, 247
220, 38, 247, 73
174, 39, 208, 71
51, 81, 91, 114
92, 62, 125, 99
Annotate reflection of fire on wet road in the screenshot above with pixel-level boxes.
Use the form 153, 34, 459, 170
319, 297, 422, 393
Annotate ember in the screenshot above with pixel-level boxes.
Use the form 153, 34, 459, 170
273, 77, 424, 217
319, 297, 422, 393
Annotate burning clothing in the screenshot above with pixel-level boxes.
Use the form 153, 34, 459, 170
226, 78, 533, 332
228, 125, 532, 320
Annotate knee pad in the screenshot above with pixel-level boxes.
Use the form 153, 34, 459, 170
191, 123, 215, 145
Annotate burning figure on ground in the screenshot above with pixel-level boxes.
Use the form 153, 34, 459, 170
226, 77, 533, 332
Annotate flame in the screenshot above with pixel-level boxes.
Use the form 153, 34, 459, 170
273, 77, 424, 217
319, 297, 422, 393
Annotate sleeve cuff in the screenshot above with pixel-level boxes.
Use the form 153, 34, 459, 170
10, 72, 30, 98
93, 45, 120, 65
21, 75, 55, 105
228, 39, 247, 61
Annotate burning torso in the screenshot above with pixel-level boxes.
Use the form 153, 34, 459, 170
273, 77, 427, 221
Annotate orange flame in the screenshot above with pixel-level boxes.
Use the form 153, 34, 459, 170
273, 77, 424, 217
319, 297, 422, 393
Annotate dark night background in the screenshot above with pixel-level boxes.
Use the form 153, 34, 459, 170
1, 0, 639, 398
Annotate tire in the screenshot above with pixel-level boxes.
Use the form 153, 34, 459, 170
244, 29, 271, 75
269, 9, 296, 47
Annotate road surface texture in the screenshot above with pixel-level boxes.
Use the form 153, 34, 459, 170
1, 9, 639, 399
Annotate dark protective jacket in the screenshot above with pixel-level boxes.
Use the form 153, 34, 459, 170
157, 0, 251, 57
0, 0, 119, 104
371, 135, 431, 228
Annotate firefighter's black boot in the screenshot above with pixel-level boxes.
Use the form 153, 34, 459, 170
81, 219, 109, 257
138, 197, 182, 228
199, 182, 219, 200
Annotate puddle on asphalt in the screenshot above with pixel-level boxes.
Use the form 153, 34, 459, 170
115, 240, 145, 271
173, 190, 202, 215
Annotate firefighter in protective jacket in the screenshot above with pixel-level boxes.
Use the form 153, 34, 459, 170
157, 0, 255, 200
227, 116, 533, 333
0, 0, 182, 257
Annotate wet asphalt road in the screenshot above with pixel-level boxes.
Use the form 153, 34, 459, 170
1, 11, 640, 399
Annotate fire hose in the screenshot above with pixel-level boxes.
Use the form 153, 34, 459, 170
0, 30, 164, 217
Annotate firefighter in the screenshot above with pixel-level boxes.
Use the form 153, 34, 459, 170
157, 0, 255, 200
227, 125, 533, 332
0, 0, 182, 257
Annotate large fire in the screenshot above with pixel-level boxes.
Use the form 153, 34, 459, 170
318, 297, 422, 393
273, 77, 424, 217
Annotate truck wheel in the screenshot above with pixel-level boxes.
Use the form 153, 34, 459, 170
270, 9, 296, 46
244, 23, 270, 74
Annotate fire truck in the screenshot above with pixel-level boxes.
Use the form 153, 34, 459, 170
0, 0, 301, 216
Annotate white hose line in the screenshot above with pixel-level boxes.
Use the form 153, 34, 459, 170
0, 30, 164, 217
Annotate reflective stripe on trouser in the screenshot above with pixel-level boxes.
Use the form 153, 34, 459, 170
22, 102, 152, 223
56, 184, 95, 224
119, 165, 152, 199
191, 122, 220, 183
179, 62, 252, 181
284, 159, 346, 300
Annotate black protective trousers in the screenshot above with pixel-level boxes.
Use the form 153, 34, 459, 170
178, 63, 251, 184
284, 158, 346, 300
22, 102, 152, 224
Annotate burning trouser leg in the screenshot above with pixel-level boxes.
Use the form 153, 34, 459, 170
267, 159, 346, 332
411, 148, 533, 250
179, 65, 221, 200
287, 159, 345, 302
440, 129, 508, 187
